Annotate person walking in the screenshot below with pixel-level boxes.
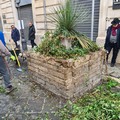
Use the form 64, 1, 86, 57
0, 40, 15, 93
28, 22, 37, 48
11, 25, 20, 48
104, 18, 120, 67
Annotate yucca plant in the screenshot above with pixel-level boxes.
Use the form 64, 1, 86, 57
49, 0, 89, 36
48, 0, 98, 50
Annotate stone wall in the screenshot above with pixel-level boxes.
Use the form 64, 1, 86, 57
0, 0, 18, 43
27, 50, 104, 99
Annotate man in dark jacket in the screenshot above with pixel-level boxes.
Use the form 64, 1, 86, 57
104, 18, 120, 67
11, 25, 20, 48
28, 22, 37, 48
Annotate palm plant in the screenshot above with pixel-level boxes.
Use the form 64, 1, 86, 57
48, 0, 98, 49
50, 0, 89, 36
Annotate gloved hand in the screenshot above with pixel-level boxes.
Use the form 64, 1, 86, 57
10, 55, 16, 61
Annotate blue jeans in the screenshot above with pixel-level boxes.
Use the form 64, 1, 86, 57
0, 56, 11, 88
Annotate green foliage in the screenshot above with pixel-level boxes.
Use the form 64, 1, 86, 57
35, 0, 99, 58
75, 35, 99, 51
48, 0, 97, 49
0, 86, 5, 93
49, 0, 89, 37
105, 78, 119, 90
56, 79, 120, 120
35, 113, 50, 120
35, 32, 99, 59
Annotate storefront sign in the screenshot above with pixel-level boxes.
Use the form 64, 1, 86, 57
113, 0, 120, 9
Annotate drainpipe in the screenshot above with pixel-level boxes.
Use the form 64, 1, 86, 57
91, 0, 95, 41
43, 0, 47, 31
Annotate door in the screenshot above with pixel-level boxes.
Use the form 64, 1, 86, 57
18, 4, 33, 45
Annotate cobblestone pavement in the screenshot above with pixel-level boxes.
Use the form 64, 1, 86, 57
0, 60, 66, 120
108, 63, 120, 82
0, 60, 120, 120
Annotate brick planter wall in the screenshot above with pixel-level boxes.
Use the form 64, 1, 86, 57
27, 50, 104, 99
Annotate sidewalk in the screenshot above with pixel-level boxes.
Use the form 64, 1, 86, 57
0, 60, 65, 119
107, 63, 120, 83
0, 60, 120, 119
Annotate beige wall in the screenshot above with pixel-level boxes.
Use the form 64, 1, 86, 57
32, 0, 63, 34
0, 0, 18, 44
32, 0, 64, 45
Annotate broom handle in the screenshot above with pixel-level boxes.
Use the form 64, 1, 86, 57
10, 40, 21, 67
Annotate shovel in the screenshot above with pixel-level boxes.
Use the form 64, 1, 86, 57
9, 39, 22, 72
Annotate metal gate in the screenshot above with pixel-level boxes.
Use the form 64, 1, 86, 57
18, 4, 33, 44
73, 0, 100, 41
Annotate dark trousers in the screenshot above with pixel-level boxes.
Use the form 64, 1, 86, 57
30, 39, 37, 48
14, 41, 20, 49
0, 57, 11, 88
15, 41, 18, 48
106, 43, 119, 64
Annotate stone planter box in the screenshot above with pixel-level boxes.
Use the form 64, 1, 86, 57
27, 50, 104, 99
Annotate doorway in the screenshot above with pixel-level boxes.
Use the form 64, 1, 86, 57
18, 4, 33, 45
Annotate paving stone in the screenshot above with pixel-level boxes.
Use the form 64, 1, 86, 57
0, 59, 119, 119
0, 61, 65, 119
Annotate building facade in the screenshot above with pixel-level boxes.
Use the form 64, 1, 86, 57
0, 0, 120, 48
0, 0, 18, 43
0, 0, 62, 45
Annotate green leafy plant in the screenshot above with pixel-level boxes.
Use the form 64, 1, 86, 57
106, 78, 119, 90
0, 86, 5, 93
56, 79, 120, 120
35, 32, 90, 59
35, 31, 99, 59
35, 0, 99, 58
49, 0, 89, 37
48, 0, 97, 49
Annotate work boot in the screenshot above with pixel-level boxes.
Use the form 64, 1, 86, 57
6, 85, 16, 94
110, 63, 115, 67
0, 74, 3, 80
